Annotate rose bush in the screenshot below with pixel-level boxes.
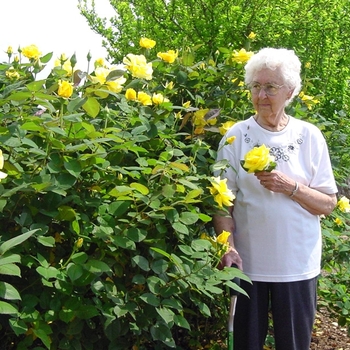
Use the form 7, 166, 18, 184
0, 39, 347, 349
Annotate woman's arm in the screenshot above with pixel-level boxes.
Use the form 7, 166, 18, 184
255, 170, 337, 216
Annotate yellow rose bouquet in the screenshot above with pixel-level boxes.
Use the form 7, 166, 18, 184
240, 144, 276, 173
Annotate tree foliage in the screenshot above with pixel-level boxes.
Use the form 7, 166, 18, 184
79, 0, 350, 203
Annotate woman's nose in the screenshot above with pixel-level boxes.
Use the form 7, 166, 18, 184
258, 88, 268, 98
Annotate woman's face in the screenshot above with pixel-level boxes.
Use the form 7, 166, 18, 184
250, 68, 293, 118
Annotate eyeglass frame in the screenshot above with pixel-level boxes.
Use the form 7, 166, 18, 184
247, 82, 285, 96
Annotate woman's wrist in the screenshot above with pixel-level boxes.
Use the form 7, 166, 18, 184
289, 181, 299, 198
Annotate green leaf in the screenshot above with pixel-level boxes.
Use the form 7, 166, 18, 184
36, 266, 61, 280
33, 327, 52, 349
9, 319, 28, 336
106, 69, 127, 81
64, 159, 82, 178
197, 301, 211, 317
156, 306, 174, 324
0, 229, 36, 255
57, 206, 77, 221
8, 91, 32, 101
59, 308, 75, 323
161, 298, 182, 310
0, 254, 21, 266
75, 305, 99, 319
191, 239, 212, 251
0, 281, 21, 300
172, 221, 189, 234
150, 247, 171, 259
184, 189, 202, 201
66, 264, 84, 281
130, 182, 149, 195
162, 184, 176, 198
84, 259, 111, 274
179, 211, 199, 225
112, 236, 136, 250
67, 97, 88, 113
71, 252, 88, 264
83, 96, 100, 118
27, 79, 45, 92
0, 300, 18, 315
37, 236, 55, 247
127, 227, 147, 242
0, 264, 21, 277
198, 213, 212, 222
174, 314, 191, 330
140, 293, 160, 307
21, 121, 46, 132
132, 255, 150, 271
151, 259, 168, 274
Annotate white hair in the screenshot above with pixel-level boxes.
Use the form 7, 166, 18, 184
244, 48, 302, 105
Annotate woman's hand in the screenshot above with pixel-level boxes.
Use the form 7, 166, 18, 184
255, 170, 294, 195
218, 246, 243, 270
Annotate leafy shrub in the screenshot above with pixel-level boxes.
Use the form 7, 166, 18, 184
0, 44, 253, 349
0, 41, 348, 349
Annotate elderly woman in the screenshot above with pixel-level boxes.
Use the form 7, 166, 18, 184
213, 48, 337, 350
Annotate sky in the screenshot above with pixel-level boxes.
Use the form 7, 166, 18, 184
0, 0, 113, 73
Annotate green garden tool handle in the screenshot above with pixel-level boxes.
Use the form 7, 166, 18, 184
228, 264, 240, 350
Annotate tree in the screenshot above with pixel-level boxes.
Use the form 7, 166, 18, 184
79, 0, 350, 184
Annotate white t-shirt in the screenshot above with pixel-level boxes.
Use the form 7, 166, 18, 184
216, 116, 338, 282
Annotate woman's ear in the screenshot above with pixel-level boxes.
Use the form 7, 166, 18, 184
287, 88, 295, 99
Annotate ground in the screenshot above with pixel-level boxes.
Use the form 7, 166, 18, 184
310, 309, 350, 350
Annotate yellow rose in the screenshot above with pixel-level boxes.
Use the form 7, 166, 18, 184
0, 150, 8, 181
242, 144, 276, 173
165, 81, 174, 90
152, 93, 169, 105
125, 88, 137, 101
208, 176, 235, 208
91, 67, 110, 85
157, 50, 178, 64
22, 44, 42, 60
248, 32, 257, 40
0, 149, 4, 169
7, 46, 13, 55
334, 217, 343, 226
218, 121, 235, 135
123, 54, 153, 80
139, 37, 156, 49
337, 196, 350, 213
194, 127, 205, 135
232, 48, 254, 64
226, 136, 236, 145
106, 77, 126, 93
94, 58, 105, 68
137, 91, 152, 106
55, 56, 73, 76
91, 67, 126, 92
182, 101, 191, 108
57, 80, 73, 98
193, 109, 214, 127
6, 67, 20, 80
74, 238, 84, 249
216, 230, 231, 245
299, 92, 319, 110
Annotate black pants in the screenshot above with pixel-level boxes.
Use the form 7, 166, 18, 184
234, 277, 318, 350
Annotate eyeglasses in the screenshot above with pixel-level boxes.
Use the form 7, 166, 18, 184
248, 82, 284, 96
